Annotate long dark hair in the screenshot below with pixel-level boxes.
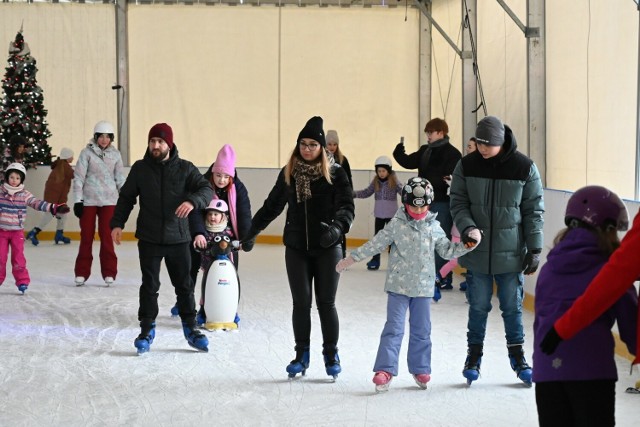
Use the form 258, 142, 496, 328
553, 221, 621, 258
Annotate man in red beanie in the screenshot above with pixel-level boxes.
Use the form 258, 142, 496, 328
110, 122, 214, 355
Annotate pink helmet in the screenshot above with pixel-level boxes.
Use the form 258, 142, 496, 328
565, 185, 629, 231
205, 199, 228, 214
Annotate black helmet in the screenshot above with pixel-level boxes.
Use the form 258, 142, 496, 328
402, 177, 434, 207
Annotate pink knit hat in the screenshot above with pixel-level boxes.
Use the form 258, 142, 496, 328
211, 144, 236, 176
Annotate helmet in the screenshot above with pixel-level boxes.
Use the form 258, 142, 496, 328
93, 121, 115, 135
205, 199, 228, 213
374, 156, 393, 170
5, 162, 26, 183
565, 185, 629, 231
402, 177, 434, 207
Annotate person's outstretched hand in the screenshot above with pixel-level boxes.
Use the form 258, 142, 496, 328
336, 256, 355, 273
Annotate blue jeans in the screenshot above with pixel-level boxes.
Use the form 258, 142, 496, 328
373, 292, 432, 376
466, 271, 525, 346
430, 201, 453, 277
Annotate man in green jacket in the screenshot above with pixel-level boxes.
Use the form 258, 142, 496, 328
450, 116, 544, 387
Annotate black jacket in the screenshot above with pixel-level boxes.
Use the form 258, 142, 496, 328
393, 136, 461, 202
251, 164, 355, 251
188, 164, 252, 241
111, 145, 213, 245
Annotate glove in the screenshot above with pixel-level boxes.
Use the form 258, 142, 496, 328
540, 326, 563, 355
522, 250, 541, 275
73, 202, 84, 218
393, 142, 405, 157
461, 227, 482, 248
241, 230, 257, 252
51, 203, 70, 215
231, 240, 241, 250
319, 222, 342, 248
336, 256, 355, 273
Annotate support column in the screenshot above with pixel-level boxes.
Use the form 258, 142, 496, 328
527, 0, 545, 185
115, 0, 130, 166
461, 0, 477, 150
418, 6, 431, 148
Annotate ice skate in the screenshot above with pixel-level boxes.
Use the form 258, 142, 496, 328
508, 345, 532, 387
463, 344, 483, 386
196, 307, 206, 326
366, 256, 380, 271
26, 227, 40, 246
54, 230, 71, 244
433, 286, 441, 303
17, 284, 28, 294
134, 322, 156, 355
286, 347, 310, 379
75, 276, 86, 287
372, 371, 392, 393
182, 322, 209, 352
170, 304, 179, 317
436, 272, 453, 290
104, 277, 114, 287
323, 349, 341, 380
412, 373, 431, 390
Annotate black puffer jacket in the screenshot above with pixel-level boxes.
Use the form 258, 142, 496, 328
251, 164, 354, 251
111, 145, 213, 245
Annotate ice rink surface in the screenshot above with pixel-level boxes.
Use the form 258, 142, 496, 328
0, 242, 637, 426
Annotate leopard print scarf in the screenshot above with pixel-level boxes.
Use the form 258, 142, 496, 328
292, 159, 323, 203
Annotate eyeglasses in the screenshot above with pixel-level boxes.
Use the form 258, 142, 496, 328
425, 130, 439, 135
300, 142, 320, 151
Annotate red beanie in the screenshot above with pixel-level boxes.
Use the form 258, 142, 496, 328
148, 123, 174, 150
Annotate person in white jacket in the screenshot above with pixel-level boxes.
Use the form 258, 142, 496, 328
72, 121, 125, 287
336, 177, 479, 392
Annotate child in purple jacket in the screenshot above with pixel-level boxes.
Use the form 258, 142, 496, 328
533, 185, 637, 427
354, 156, 402, 270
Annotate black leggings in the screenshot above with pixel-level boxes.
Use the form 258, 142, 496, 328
535, 380, 615, 427
370, 217, 391, 262
285, 245, 342, 353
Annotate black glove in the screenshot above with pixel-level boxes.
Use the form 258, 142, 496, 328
522, 250, 541, 275
50, 203, 70, 215
540, 326, 563, 355
393, 142, 405, 157
73, 202, 84, 219
319, 222, 342, 248
241, 229, 258, 252
461, 227, 481, 246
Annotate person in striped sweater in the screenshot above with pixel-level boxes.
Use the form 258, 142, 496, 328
0, 163, 69, 293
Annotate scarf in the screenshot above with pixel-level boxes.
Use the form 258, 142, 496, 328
292, 159, 323, 203
206, 217, 229, 233
420, 136, 450, 169
3, 183, 24, 196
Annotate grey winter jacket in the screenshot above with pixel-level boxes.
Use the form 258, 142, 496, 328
350, 207, 472, 297
73, 141, 125, 206
110, 145, 213, 245
449, 126, 544, 275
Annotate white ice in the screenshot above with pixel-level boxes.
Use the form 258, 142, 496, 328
0, 242, 637, 426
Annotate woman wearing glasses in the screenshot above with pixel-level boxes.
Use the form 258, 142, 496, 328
244, 116, 354, 380
393, 118, 462, 291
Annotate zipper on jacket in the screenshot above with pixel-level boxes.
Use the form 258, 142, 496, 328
305, 201, 309, 250
488, 178, 495, 274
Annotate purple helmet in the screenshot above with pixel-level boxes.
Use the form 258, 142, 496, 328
402, 177, 434, 207
565, 186, 629, 231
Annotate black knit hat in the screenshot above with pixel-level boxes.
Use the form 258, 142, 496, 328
475, 116, 505, 146
297, 116, 326, 148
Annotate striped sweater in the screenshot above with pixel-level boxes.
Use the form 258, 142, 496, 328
0, 186, 51, 231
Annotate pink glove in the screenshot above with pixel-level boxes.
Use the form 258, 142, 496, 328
336, 256, 355, 273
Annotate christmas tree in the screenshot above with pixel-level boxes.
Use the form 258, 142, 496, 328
0, 29, 53, 171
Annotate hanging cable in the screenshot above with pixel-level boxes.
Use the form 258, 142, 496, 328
431, 21, 462, 119
463, 0, 487, 116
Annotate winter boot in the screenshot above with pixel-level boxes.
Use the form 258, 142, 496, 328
373, 370, 393, 393
323, 348, 342, 380
54, 230, 71, 244
463, 344, 483, 385
508, 345, 533, 387
182, 322, 209, 352
366, 254, 380, 271
134, 321, 156, 355
26, 227, 40, 246
286, 346, 310, 379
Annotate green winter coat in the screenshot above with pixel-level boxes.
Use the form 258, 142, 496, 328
449, 126, 544, 275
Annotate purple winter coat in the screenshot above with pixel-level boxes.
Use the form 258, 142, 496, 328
355, 178, 402, 220
532, 227, 638, 382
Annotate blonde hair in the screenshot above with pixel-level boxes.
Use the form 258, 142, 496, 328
284, 147, 332, 186
373, 170, 398, 192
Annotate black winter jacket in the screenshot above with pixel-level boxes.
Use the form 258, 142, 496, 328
393, 136, 461, 202
251, 164, 354, 251
110, 145, 213, 245
188, 164, 252, 241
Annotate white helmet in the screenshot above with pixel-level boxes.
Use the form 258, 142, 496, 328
93, 121, 115, 135
5, 162, 26, 183
374, 156, 393, 169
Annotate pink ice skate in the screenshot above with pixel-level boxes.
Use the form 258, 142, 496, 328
372, 371, 393, 393
413, 373, 431, 390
